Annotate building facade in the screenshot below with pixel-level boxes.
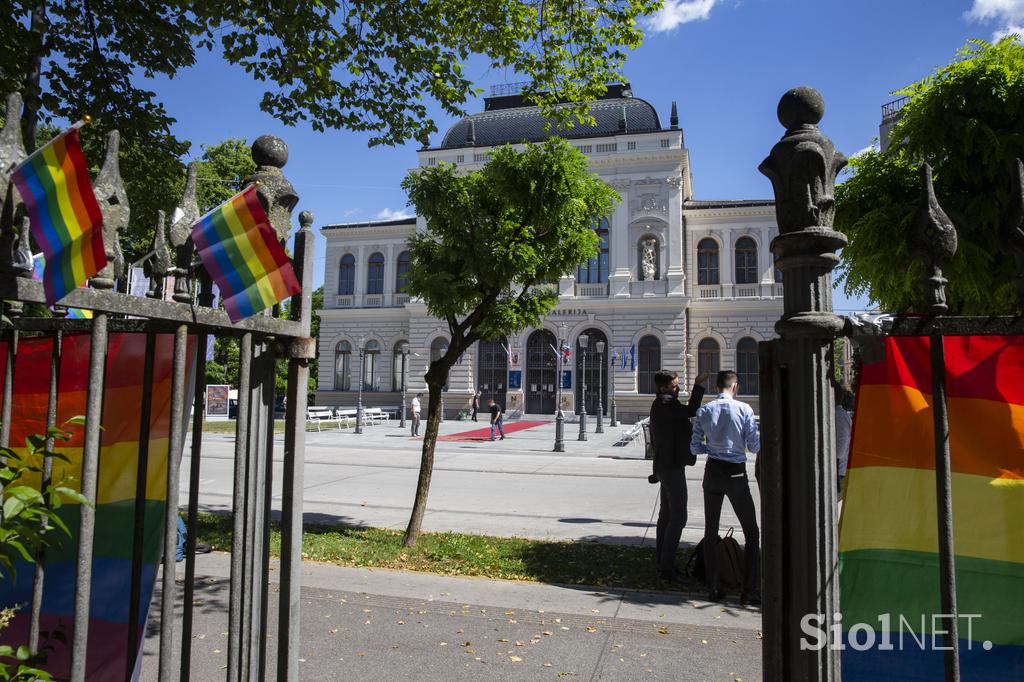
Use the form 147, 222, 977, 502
317, 84, 783, 421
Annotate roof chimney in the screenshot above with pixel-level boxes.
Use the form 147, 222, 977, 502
670, 101, 678, 129
619, 105, 627, 132
466, 119, 476, 146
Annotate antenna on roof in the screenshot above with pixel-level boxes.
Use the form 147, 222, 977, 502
670, 101, 679, 129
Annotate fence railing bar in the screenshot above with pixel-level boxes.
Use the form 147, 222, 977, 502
244, 342, 270, 681
258, 343, 277, 681
29, 330, 62, 655
158, 325, 190, 682
69, 313, 109, 682
179, 328, 208, 682
126, 332, 157, 680
0, 278, 303, 337
929, 332, 961, 681
228, 332, 253, 682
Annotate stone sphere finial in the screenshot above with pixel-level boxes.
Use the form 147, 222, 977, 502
252, 135, 288, 168
777, 86, 825, 130
299, 210, 314, 229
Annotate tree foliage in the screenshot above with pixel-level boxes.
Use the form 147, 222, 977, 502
835, 37, 1024, 314
399, 138, 618, 546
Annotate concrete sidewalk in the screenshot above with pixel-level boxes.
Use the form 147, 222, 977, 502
143, 552, 762, 681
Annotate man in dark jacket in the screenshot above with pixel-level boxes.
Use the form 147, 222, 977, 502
649, 369, 708, 582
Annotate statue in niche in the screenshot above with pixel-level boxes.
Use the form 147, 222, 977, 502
641, 238, 657, 280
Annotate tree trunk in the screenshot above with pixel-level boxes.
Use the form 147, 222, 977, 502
403, 377, 444, 547
21, 0, 47, 153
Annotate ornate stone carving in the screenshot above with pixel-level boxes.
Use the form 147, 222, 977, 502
169, 162, 199, 303
1001, 158, 1024, 313
0, 92, 27, 274
631, 192, 668, 220
607, 178, 631, 190
641, 238, 657, 280
909, 163, 957, 313
145, 210, 172, 299
250, 135, 298, 241
758, 87, 847, 234
91, 130, 129, 289
666, 176, 684, 189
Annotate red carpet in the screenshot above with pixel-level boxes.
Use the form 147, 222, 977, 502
435, 420, 548, 442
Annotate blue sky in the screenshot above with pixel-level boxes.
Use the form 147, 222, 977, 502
145, 0, 1023, 313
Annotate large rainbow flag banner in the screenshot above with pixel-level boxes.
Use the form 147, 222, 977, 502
838, 334, 1024, 679
190, 184, 300, 323
11, 127, 107, 306
0, 333, 195, 679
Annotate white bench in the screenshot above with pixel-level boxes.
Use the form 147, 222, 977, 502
334, 409, 358, 427
363, 407, 390, 424
306, 406, 341, 432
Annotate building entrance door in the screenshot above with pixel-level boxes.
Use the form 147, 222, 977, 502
525, 329, 556, 414
476, 337, 508, 411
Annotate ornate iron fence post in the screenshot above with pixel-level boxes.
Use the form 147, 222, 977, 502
758, 87, 847, 681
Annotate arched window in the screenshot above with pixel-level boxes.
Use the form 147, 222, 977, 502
363, 339, 380, 391
735, 237, 758, 285
736, 337, 759, 395
637, 236, 660, 281
697, 338, 720, 378
577, 217, 609, 284
430, 337, 449, 390
366, 252, 385, 294
393, 341, 409, 392
697, 238, 719, 285
773, 251, 783, 283
338, 254, 355, 295
334, 340, 351, 390
396, 251, 412, 293
637, 335, 661, 394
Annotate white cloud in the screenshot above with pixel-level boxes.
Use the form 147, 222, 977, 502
851, 142, 879, 158
375, 208, 413, 220
966, 0, 1024, 39
645, 0, 718, 33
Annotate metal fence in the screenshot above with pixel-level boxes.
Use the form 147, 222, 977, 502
0, 92, 314, 682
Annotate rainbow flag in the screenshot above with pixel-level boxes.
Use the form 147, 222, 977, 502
838, 335, 1024, 679
0, 333, 195, 679
11, 127, 106, 306
31, 253, 93, 318
190, 184, 300, 322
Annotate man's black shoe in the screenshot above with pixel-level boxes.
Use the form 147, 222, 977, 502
740, 593, 761, 607
707, 589, 726, 603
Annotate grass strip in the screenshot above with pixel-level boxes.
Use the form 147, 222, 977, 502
193, 512, 700, 594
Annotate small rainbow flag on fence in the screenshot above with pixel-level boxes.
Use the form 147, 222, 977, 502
838, 334, 1024, 679
11, 126, 106, 306
190, 184, 300, 322
31, 253, 93, 318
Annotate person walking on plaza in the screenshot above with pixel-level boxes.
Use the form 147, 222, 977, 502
834, 381, 854, 496
649, 369, 708, 583
472, 390, 481, 422
411, 393, 422, 436
488, 398, 505, 441
691, 370, 761, 605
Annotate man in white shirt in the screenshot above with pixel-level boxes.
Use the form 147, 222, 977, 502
691, 370, 761, 605
411, 393, 422, 436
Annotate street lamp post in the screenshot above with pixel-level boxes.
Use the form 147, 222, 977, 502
440, 344, 448, 422
399, 347, 409, 429
609, 351, 618, 427
554, 323, 567, 452
595, 340, 605, 434
577, 333, 588, 441
355, 342, 366, 434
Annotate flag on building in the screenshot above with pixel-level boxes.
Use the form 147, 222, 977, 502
191, 184, 301, 323
629, 344, 636, 371
11, 126, 106, 306
621, 348, 627, 370
560, 342, 572, 363
501, 342, 512, 367
838, 334, 1024, 680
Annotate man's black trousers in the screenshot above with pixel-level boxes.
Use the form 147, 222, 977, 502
702, 457, 760, 597
655, 467, 687, 575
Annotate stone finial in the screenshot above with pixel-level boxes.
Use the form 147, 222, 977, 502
1, 92, 28, 274
299, 210, 314, 231
249, 135, 298, 241
13, 217, 32, 277
908, 164, 957, 314
170, 162, 199, 303
670, 101, 678, 130
1000, 158, 1024, 312
144, 210, 171, 299
758, 86, 847, 234
90, 130, 129, 289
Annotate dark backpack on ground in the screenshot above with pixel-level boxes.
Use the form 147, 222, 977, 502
685, 528, 745, 588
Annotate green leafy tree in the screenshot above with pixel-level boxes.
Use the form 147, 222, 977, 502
4, 0, 658, 257
835, 37, 1024, 314
400, 139, 618, 546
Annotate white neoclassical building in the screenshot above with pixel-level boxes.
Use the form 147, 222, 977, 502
317, 84, 783, 421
